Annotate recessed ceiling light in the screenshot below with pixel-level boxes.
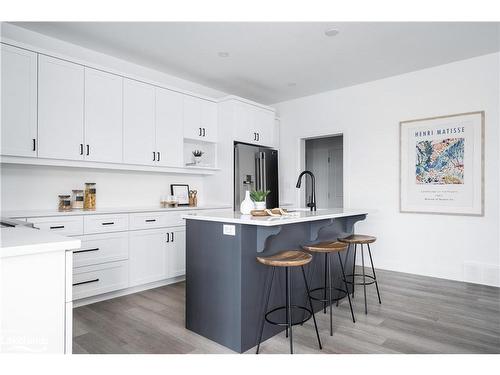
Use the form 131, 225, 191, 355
287, 82, 297, 87
218, 52, 230, 57
324, 28, 339, 37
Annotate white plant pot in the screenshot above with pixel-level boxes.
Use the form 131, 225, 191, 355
240, 191, 254, 214
254, 201, 266, 210
194, 156, 202, 164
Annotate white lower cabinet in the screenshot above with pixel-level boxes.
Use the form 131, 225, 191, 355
73, 260, 129, 300
129, 226, 186, 287
74, 232, 129, 268
168, 227, 186, 278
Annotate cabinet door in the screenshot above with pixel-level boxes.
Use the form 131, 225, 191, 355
200, 99, 218, 142
123, 79, 156, 165
84, 68, 123, 163
254, 108, 275, 147
1, 44, 38, 157
183, 96, 218, 142
155, 88, 183, 167
167, 227, 186, 278
38, 55, 84, 160
234, 103, 257, 144
129, 228, 167, 286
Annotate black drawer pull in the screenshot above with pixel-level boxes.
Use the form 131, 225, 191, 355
145, 219, 156, 222
171, 232, 174, 242
50, 225, 65, 229
73, 278, 99, 286
101, 222, 114, 225
74, 248, 99, 254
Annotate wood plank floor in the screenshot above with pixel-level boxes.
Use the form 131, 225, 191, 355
73, 268, 500, 354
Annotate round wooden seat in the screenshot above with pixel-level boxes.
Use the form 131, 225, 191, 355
256, 250, 312, 267
338, 234, 376, 244
302, 241, 348, 253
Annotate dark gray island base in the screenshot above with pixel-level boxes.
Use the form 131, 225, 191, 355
184, 210, 367, 353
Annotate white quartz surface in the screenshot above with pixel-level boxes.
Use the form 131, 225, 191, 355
0, 226, 81, 258
182, 208, 369, 226
2, 204, 232, 219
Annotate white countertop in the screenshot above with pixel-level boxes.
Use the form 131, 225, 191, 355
182, 208, 369, 226
0, 226, 81, 258
2, 204, 232, 219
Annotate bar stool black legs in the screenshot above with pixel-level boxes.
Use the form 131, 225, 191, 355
255, 253, 322, 354
340, 235, 381, 315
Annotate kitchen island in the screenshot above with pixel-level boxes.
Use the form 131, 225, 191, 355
182, 208, 369, 353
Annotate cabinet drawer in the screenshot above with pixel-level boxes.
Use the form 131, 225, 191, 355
27, 216, 84, 236
73, 232, 129, 268
84, 214, 129, 234
129, 211, 184, 230
72, 260, 129, 300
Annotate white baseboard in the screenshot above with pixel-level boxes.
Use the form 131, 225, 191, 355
73, 275, 186, 308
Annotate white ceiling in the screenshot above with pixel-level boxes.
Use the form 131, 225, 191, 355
11, 22, 500, 104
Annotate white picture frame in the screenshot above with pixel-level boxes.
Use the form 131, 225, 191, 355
399, 111, 484, 216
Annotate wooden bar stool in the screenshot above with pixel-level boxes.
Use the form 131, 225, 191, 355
302, 241, 356, 336
255, 250, 322, 354
338, 234, 381, 314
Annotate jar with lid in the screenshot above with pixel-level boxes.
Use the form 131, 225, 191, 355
58, 195, 72, 211
72, 189, 84, 209
84, 183, 96, 210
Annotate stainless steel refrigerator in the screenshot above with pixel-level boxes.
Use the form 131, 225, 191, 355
234, 142, 279, 209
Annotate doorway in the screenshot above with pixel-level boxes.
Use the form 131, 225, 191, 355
304, 135, 343, 208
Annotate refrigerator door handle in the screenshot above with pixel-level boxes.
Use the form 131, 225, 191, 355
261, 152, 267, 191
255, 155, 261, 191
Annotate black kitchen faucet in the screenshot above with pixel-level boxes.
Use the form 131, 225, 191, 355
296, 170, 317, 211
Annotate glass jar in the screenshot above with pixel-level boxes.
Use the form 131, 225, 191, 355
58, 195, 72, 211
84, 183, 96, 210
72, 189, 84, 209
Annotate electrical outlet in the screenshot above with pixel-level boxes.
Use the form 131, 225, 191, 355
223, 224, 235, 236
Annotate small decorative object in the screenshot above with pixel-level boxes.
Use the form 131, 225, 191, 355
171, 184, 190, 206
400, 111, 484, 216
189, 190, 198, 207
160, 195, 178, 208
58, 195, 72, 212
250, 190, 270, 210
251, 208, 288, 217
240, 190, 254, 214
192, 150, 204, 164
71, 189, 84, 209
84, 182, 96, 210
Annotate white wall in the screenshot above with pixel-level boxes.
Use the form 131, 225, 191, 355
0, 23, 227, 212
275, 53, 500, 287
0, 164, 206, 211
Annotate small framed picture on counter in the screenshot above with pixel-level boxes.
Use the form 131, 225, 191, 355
171, 184, 190, 206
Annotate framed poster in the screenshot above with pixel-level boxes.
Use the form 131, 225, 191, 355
400, 111, 484, 216
171, 184, 190, 206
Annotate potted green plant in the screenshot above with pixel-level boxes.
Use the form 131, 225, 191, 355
250, 190, 270, 210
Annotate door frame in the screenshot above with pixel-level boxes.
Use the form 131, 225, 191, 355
297, 131, 348, 209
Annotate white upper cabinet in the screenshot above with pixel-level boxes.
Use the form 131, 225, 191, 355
84, 68, 123, 163
38, 55, 84, 160
123, 79, 156, 165
183, 95, 218, 142
1, 44, 38, 157
155, 88, 184, 167
234, 101, 276, 147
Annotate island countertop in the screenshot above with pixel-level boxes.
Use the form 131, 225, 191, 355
182, 208, 371, 226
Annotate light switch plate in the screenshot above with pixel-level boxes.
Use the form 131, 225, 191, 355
223, 224, 236, 236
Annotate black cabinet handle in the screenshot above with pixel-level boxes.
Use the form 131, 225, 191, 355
202, 128, 206, 137
50, 225, 65, 229
74, 248, 99, 254
199, 127, 202, 136
101, 222, 114, 226
157, 152, 160, 161
171, 232, 174, 242
86, 144, 90, 156
257, 133, 260, 141
80, 144, 84, 155
153, 151, 156, 161
73, 278, 99, 286
254, 132, 257, 141
145, 219, 156, 222
166, 233, 170, 243
32, 138, 36, 151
